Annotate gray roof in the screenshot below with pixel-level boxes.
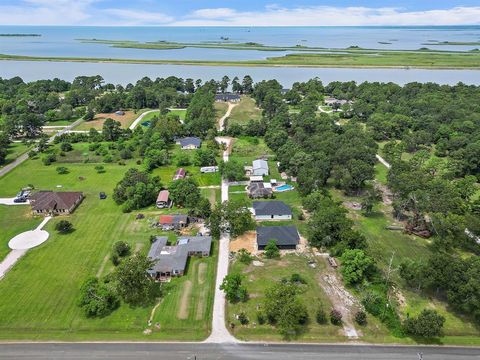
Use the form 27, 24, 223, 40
178, 137, 201, 148
248, 182, 272, 198
253, 201, 292, 216
215, 93, 240, 101
256, 226, 300, 247
253, 159, 269, 171
147, 235, 212, 275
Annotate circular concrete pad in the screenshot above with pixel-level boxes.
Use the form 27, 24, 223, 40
9, 229, 49, 250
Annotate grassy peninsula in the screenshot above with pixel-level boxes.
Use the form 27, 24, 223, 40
1, 48, 480, 69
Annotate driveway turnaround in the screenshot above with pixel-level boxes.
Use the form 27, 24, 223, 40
8, 217, 51, 250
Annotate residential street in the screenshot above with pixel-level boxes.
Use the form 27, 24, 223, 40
0, 343, 478, 360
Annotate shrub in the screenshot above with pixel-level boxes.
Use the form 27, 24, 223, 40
111, 253, 120, 266
355, 310, 367, 326
316, 307, 328, 324
403, 309, 445, 338
237, 248, 253, 264
55, 220, 73, 234
264, 240, 280, 259
113, 241, 131, 257
78, 277, 119, 318
28, 150, 38, 158
42, 153, 56, 165
95, 165, 105, 173
330, 308, 343, 325
103, 154, 113, 163
256, 311, 266, 325
238, 312, 249, 325
290, 273, 307, 284
89, 143, 100, 151
60, 142, 73, 152
56, 166, 69, 174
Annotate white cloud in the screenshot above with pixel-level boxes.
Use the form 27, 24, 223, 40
173, 6, 480, 26
0, 3, 479, 26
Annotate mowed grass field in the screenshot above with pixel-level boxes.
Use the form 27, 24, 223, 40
0, 142, 32, 168
226, 97, 262, 128
227, 254, 346, 342
75, 110, 147, 130
0, 205, 42, 262
0, 154, 217, 340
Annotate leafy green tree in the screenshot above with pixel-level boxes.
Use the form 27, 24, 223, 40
216, 200, 255, 238
114, 254, 160, 306
55, 220, 73, 234
355, 310, 367, 326
340, 249, 374, 285
237, 248, 253, 264
330, 309, 343, 325
168, 178, 200, 208
78, 277, 119, 317
194, 148, 217, 167
219, 159, 245, 181
264, 240, 280, 259
113, 241, 131, 257
220, 273, 248, 303
56, 166, 69, 175
403, 309, 445, 338
102, 118, 122, 141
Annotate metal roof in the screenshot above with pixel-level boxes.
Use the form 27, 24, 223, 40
256, 226, 300, 247
253, 201, 292, 216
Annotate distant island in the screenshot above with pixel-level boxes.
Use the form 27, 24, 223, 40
0, 33, 41, 37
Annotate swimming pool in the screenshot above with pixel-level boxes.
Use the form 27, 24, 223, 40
275, 184, 294, 192
141, 121, 151, 127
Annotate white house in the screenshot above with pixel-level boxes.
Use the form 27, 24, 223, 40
252, 159, 269, 176
252, 201, 292, 220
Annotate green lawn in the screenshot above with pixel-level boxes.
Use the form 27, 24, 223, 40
169, 109, 187, 121
0, 205, 42, 262
0, 153, 217, 341
374, 163, 388, 185
44, 119, 77, 126
226, 97, 262, 128
214, 102, 228, 122
0, 142, 32, 168
230, 136, 273, 166
227, 254, 347, 342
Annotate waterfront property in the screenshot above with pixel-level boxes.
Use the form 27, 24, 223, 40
30, 191, 83, 216
256, 225, 300, 250
176, 137, 202, 150
156, 190, 171, 209
253, 201, 292, 221
147, 235, 212, 281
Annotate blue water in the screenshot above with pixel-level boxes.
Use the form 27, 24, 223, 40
275, 184, 294, 192
1, 26, 480, 85
1, 25, 480, 61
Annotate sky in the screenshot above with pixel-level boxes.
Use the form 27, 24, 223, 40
0, 0, 479, 26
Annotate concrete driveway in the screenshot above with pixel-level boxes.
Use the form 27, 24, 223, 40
0, 198, 30, 206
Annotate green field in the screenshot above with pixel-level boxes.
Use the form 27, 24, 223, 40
228, 254, 347, 342
0, 142, 31, 168
2, 47, 480, 69
226, 97, 262, 127
0, 144, 217, 341
0, 205, 42, 262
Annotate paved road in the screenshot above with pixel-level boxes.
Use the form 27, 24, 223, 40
0, 343, 479, 360
0, 118, 84, 178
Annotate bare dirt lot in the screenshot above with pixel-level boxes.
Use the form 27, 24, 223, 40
76, 110, 141, 130
230, 230, 256, 253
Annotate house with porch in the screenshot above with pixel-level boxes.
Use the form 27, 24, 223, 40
30, 191, 83, 216
147, 235, 212, 281
253, 201, 292, 221
176, 137, 202, 150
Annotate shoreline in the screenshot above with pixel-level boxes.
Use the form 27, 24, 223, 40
1, 55, 480, 70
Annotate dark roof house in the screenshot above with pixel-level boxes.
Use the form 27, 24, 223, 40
247, 182, 273, 199
215, 93, 240, 102
147, 235, 212, 280
30, 191, 83, 215
253, 201, 292, 220
256, 225, 300, 250
176, 137, 202, 149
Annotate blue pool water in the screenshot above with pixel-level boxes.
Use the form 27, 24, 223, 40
275, 184, 294, 192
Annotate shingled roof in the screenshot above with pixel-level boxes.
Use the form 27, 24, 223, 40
256, 226, 300, 247
30, 191, 83, 212
253, 201, 292, 216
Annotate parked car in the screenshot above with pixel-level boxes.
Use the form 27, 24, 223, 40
99, 192, 107, 200
13, 197, 27, 203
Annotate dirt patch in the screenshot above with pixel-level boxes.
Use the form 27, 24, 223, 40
316, 257, 361, 339
197, 262, 207, 285
230, 230, 256, 253
77, 110, 140, 130
374, 181, 393, 206
96, 254, 110, 278
177, 280, 193, 320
